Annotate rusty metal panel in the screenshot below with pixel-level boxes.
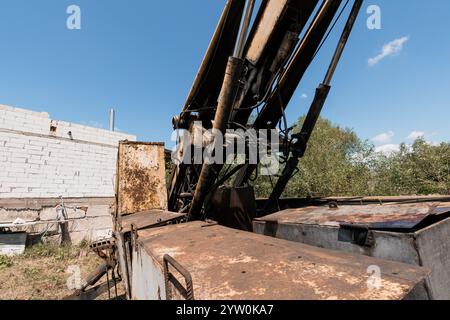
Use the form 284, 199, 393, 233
119, 210, 185, 233
254, 202, 450, 299
133, 222, 430, 300
415, 217, 450, 299
117, 142, 168, 216
256, 203, 450, 231
116, 209, 185, 299
246, 0, 288, 64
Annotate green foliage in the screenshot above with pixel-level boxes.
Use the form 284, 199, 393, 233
253, 117, 450, 198
23, 243, 84, 261
0, 255, 15, 269
372, 139, 450, 195
23, 267, 41, 281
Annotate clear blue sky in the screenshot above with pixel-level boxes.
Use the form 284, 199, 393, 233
1, 0, 449, 151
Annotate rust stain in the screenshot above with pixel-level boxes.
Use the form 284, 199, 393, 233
120, 210, 185, 232
135, 222, 430, 300
257, 203, 450, 230
117, 142, 168, 216
246, 0, 288, 64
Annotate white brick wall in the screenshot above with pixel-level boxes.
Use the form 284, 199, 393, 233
0, 104, 137, 199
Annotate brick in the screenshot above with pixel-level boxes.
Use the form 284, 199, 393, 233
4, 142, 25, 149
0, 106, 134, 199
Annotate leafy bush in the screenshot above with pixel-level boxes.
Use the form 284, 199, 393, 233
253, 117, 450, 198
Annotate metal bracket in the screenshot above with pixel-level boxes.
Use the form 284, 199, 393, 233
130, 224, 139, 249
338, 224, 375, 248
163, 254, 194, 300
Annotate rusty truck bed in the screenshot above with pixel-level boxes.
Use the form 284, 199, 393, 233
132, 221, 430, 300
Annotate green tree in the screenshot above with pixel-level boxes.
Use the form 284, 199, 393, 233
372, 139, 450, 195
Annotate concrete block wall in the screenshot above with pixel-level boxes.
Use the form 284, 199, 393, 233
0, 104, 137, 199
0, 198, 115, 244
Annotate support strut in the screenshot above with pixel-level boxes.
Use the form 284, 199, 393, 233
264, 0, 364, 213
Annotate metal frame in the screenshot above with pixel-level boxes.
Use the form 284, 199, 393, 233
163, 254, 195, 301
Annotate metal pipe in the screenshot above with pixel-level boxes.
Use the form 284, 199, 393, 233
109, 108, 115, 132
264, 84, 330, 213
234, 0, 343, 187
189, 57, 245, 219
294, 0, 363, 158
323, 0, 363, 85
234, 0, 257, 59
253, 0, 343, 130
169, 0, 246, 211
264, 0, 363, 213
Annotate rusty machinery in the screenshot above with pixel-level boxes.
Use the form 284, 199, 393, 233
168, 0, 364, 226
69, 0, 447, 300
68, 0, 368, 300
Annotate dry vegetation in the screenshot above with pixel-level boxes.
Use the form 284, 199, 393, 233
0, 242, 123, 300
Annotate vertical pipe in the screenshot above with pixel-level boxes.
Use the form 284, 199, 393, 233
109, 108, 115, 132
188, 0, 256, 218
189, 57, 245, 219
264, 0, 364, 213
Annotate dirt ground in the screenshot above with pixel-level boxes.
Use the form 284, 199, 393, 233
0, 242, 125, 300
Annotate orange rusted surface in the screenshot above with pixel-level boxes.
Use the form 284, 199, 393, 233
116, 142, 168, 217
136, 222, 430, 300
246, 0, 288, 64
257, 203, 450, 230
119, 210, 185, 233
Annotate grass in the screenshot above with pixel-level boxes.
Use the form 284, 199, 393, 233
0, 255, 14, 269
22, 242, 86, 260
0, 242, 123, 300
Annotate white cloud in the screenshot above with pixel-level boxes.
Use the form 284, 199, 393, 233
301, 93, 308, 99
406, 131, 442, 146
406, 131, 425, 141
372, 131, 394, 144
368, 36, 409, 66
427, 141, 440, 147
375, 144, 401, 155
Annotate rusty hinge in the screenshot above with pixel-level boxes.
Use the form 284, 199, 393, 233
163, 254, 194, 301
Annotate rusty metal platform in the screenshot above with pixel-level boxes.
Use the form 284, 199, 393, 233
131, 221, 430, 300
255, 202, 450, 231
253, 202, 450, 299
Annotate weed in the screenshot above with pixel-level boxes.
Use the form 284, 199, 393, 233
0, 255, 15, 269
23, 267, 41, 281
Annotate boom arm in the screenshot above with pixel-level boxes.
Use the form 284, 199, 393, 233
168, 0, 364, 220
